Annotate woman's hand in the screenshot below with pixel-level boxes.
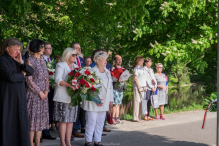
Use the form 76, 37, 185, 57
44, 91, 48, 97
21, 70, 26, 76
39, 91, 46, 100
158, 85, 163, 89
152, 87, 156, 92
71, 85, 77, 91
138, 87, 143, 92
96, 99, 104, 107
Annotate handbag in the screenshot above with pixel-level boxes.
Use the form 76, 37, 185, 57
107, 112, 114, 125
139, 91, 147, 116
151, 93, 159, 109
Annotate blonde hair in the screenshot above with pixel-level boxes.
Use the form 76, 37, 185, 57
93, 51, 108, 63
156, 63, 163, 68
60, 47, 77, 62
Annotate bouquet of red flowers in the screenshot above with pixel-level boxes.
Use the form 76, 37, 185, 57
46, 60, 56, 89
111, 67, 132, 88
67, 66, 102, 106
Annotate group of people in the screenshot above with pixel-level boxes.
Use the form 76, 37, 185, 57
133, 56, 168, 122
0, 38, 168, 146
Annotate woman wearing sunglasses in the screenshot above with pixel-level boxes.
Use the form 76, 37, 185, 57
154, 63, 168, 120
53, 48, 78, 146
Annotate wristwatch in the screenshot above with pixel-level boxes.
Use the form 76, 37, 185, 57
19, 60, 24, 64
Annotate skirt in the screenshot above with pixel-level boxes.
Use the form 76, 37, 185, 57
53, 102, 78, 123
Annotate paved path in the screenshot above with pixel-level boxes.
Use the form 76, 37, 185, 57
42, 110, 216, 146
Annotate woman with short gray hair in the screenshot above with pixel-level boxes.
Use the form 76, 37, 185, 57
82, 51, 113, 146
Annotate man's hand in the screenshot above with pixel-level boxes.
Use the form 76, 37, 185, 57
21, 70, 26, 76
14, 52, 22, 63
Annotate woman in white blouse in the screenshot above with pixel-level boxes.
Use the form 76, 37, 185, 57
53, 47, 78, 146
81, 51, 113, 146
133, 56, 147, 122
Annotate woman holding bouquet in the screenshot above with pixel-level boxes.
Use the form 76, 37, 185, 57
154, 63, 168, 120
133, 56, 147, 122
82, 51, 113, 146
53, 47, 78, 146
112, 55, 126, 124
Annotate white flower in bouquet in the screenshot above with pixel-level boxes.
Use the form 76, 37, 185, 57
81, 87, 89, 94
99, 80, 103, 84
90, 71, 94, 74
95, 80, 99, 84
84, 66, 91, 70
119, 70, 132, 82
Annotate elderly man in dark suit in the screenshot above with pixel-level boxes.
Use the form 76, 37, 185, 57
0, 38, 33, 146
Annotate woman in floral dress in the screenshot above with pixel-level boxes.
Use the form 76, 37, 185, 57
26, 39, 50, 146
154, 63, 168, 120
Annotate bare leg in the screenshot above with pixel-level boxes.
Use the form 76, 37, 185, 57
65, 122, 73, 146
59, 122, 67, 146
160, 105, 164, 116
35, 131, 42, 146
155, 108, 159, 117
116, 105, 120, 117
29, 131, 34, 146
112, 105, 116, 117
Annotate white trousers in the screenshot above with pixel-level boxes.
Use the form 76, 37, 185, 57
85, 111, 106, 142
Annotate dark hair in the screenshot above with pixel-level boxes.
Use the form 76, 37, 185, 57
53, 55, 61, 60
70, 42, 80, 49
45, 42, 51, 46
7, 38, 23, 48
144, 57, 152, 63
91, 49, 102, 61
84, 56, 91, 61
0, 39, 9, 55
29, 39, 45, 53
134, 56, 144, 68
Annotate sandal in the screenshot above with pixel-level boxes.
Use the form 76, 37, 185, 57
155, 114, 159, 119
160, 114, 165, 120
148, 117, 154, 121
144, 116, 149, 121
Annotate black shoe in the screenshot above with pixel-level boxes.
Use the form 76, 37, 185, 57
102, 134, 107, 136
85, 142, 93, 146
42, 135, 56, 140
94, 142, 103, 146
81, 129, 85, 134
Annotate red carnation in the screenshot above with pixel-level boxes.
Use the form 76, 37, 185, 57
75, 72, 81, 77
84, 69, 91, 76
79, 79, 86, 85
75, 67, 80, 70
84, 82, 90, 88
68, 71, 74, 76
91, 87, 96, 92
49, 72, 54, 75
90, 78, 95, 83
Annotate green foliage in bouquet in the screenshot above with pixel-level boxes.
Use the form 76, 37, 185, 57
67, 70, 101, 106
203, 92, 217, 112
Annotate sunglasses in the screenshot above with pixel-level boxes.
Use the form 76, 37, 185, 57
39, 46, 45, 49
72, 54, 77, 57
99, 52, 104, 55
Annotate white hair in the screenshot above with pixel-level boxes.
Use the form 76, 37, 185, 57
93, 51, 108, 63
60, 47, 77, 62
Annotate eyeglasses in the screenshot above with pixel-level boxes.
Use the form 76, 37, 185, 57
72, 54, 77, 57
141, 60, 144, 62
157, 67, 163, 68
99, 52, 104, 55
39, 46, 44, 49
